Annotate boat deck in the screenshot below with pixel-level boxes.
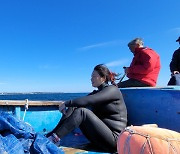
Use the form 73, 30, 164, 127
61, 132, 111, 154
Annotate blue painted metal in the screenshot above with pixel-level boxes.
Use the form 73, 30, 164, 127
0, 105, 62, 134
14, 106, 21, 119
120, 86, 180, 132
22, 106, 62, 133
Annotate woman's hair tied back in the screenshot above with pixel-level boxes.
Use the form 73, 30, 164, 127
94, 64, 119, 86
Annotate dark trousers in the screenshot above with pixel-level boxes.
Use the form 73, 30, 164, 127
118, 78, 150, 88
168, 74, 180, 85
48, 107, 118, 152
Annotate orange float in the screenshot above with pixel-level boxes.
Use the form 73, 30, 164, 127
117, 126, 180, 154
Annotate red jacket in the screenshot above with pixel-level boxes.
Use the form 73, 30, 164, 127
127, 47, 161, 86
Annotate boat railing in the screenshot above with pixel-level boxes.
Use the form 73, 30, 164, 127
0, 100, 64, 106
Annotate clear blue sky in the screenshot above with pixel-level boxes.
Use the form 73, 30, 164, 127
0, 0, 180, 92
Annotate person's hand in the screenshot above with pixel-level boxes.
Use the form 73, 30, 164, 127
59, 102, 67, 115
172, 71, 179, 75
123, 66, 129, 74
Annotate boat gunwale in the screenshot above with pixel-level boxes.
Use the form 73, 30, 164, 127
0, 100, 64, 106
120, 86, 180, 91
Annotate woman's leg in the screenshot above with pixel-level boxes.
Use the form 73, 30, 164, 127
79, 109, 118, 152
46, 107, 76, 137
55, 108, 117, 152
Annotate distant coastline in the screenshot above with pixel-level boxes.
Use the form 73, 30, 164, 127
0, 92, 64, 95
0, 92, 89, 95
0, 93, 88, 101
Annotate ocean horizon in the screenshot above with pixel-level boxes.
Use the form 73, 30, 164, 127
0, 92, 88, 101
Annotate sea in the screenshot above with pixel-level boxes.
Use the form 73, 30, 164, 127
0, 92, 88, 101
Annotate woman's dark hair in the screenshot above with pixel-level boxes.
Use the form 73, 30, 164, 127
94, 64, 119, 86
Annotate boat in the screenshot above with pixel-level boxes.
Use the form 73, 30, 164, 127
0, 86, 179, 153
0, 100, 62, 133
120, 86, 180, 132
0, 100, 105, 153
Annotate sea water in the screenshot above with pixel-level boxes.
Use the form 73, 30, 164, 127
0, 92, 88, 101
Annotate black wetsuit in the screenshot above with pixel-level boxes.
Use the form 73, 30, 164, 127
49, 83, 127, 152
170, 48, 180, 73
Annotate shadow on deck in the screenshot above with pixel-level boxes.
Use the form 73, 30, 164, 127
61, 132, 112, 154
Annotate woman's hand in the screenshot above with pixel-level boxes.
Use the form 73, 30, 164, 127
59, 102, 67, 115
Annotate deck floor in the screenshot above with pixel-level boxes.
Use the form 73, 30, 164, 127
60, 132, 112, 154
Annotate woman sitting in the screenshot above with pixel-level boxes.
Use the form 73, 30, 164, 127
46, 64, 127, 153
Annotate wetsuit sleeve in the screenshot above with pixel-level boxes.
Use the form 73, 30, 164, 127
65, 86, 120, 107
170, 50, 179, 72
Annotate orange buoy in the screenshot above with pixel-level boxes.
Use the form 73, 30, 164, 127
117, 126, 180, 154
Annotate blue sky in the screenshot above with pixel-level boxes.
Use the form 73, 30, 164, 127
0, 0, 180, 92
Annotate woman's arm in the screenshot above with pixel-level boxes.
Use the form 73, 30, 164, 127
65, 86, 121, 107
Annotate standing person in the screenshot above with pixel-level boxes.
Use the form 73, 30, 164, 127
46, 64, 127, 153
118, 38, 161, 88
168, 36, 180, 85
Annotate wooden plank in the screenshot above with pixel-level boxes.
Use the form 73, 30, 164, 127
0, 100, 64, 106
62, 147, 86, 154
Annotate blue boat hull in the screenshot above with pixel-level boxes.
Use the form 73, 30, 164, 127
0, 87, 179, 153
120, 87, 180, 132
0, 86, 179, 133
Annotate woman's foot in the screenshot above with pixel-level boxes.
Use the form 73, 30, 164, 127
48, 133, 61, 146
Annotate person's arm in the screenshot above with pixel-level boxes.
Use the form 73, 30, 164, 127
65, 86, 120, 107
170, 50, 179, 74
59, 103, 67, 115
128, 49, 159, 75
59, 90, 98, 115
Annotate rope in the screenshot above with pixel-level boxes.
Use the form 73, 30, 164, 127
140, 139, 148, 154
123, 127, 180, 154
146, 137, 154, 154
124, 133, 132, 154
168, 141, 179, 154
22, 99, 29, 121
